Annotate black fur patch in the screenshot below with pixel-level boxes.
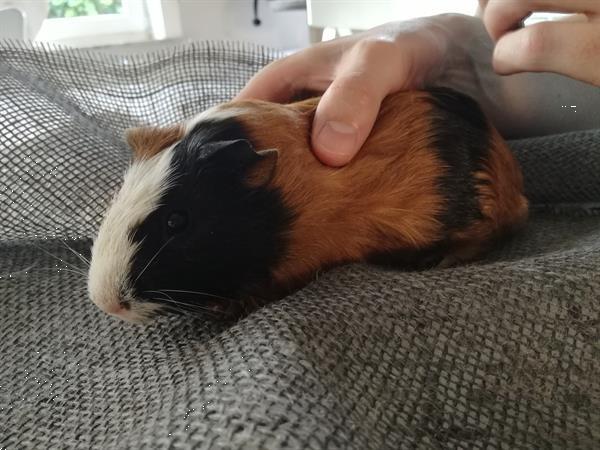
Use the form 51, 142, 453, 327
426, 87, 490, 232
129, 117, 292, 315
367, 243, 448, 271
369, 88, 492, 269
181, 117, 248, 153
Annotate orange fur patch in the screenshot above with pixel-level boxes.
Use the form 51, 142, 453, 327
222, 91, 527, 291
126, 125, 184, 159
229, 93, 450, 292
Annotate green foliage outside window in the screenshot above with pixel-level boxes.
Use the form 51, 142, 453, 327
48, 0, 123, 19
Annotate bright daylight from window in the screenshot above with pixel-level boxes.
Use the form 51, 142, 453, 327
48, 0, 122, 18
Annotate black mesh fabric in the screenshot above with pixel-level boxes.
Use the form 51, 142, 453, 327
1, 41, 599, 449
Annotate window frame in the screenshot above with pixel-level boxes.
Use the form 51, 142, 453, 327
36, 0, 182, 47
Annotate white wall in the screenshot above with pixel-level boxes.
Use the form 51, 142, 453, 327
178, 0, 310, 51
0, 9, 24, 39
307, 0, 477, 30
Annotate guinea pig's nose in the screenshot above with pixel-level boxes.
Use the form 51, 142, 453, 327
104, 300, 131, 316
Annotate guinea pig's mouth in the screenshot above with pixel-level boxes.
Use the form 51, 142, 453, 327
93, 289, 246, 324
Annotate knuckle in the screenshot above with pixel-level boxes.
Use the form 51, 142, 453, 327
267, 54, 294, 72
351, 38, 398, 61
520, 24, 551, 59
483, 1, 512, 39
327, 78, 376, 111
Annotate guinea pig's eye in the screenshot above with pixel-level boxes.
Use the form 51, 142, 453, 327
166, 211, 188, 233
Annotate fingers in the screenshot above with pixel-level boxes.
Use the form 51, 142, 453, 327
235, 20, 448, 166
493, 22, 600, 85
311, 40, 405, 167
476, 1, 488, 18
483, 0, 597, 41
235, 53, 324, 103
235, 36, 359, 103
235, 57, 303, 103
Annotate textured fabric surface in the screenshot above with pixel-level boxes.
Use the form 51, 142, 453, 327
1, 41, 599, 449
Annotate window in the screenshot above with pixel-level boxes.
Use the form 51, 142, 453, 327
524, 13, 570, 26
48, 0, 123, 19
36, 0, 182, 47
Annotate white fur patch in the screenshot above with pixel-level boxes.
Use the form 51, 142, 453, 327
185, 104, 249, 133
88, 148, 174, 323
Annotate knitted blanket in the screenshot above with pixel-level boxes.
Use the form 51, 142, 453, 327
1, 41, 599, 449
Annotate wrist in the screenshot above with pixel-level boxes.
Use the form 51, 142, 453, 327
424, 14, 489, 84
386, 14, 485, 87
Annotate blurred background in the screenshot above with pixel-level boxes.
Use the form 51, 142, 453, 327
0, 0, 561, 52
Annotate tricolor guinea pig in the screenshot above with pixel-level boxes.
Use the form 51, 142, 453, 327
87, 88, 528, 323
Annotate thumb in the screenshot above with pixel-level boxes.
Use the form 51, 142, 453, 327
312, 75, 388, 167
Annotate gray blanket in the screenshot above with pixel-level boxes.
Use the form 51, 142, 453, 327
1, 41, 599, 449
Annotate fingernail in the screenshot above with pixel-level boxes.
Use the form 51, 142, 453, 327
316, 121, 357, 156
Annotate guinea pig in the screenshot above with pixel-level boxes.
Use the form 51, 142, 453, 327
87, 87, 528, 323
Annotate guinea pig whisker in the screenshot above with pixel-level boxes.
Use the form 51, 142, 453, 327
20, 267, 88, 278
146, 289, 216, 310
59, 240, 91, 267
145, 289, 175, 300
29, 242, 88, 274
148, 295, 222, 318
147, 289, 186, 304
146, 289, 180, 309
157, 288, 238, 304
46, 267, 87, 277
148, 296, 188, 316
133, 236, 175, 285
146, 290, 227, 317
0, 262, 39, 280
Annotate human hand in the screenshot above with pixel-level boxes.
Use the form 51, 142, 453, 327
236, 15, 471, 167
481, 0, 600, 86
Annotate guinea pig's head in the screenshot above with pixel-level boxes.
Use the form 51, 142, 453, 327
88, 122, 290, 323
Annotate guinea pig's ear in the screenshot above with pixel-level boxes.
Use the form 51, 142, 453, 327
247, 149, 279, 188
125, 125, 184, 159
206, 139, 279, 187
203, 139, 256, 163
246, 148, 279, 187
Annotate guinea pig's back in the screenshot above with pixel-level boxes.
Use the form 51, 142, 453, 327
229, 88, 527, 283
